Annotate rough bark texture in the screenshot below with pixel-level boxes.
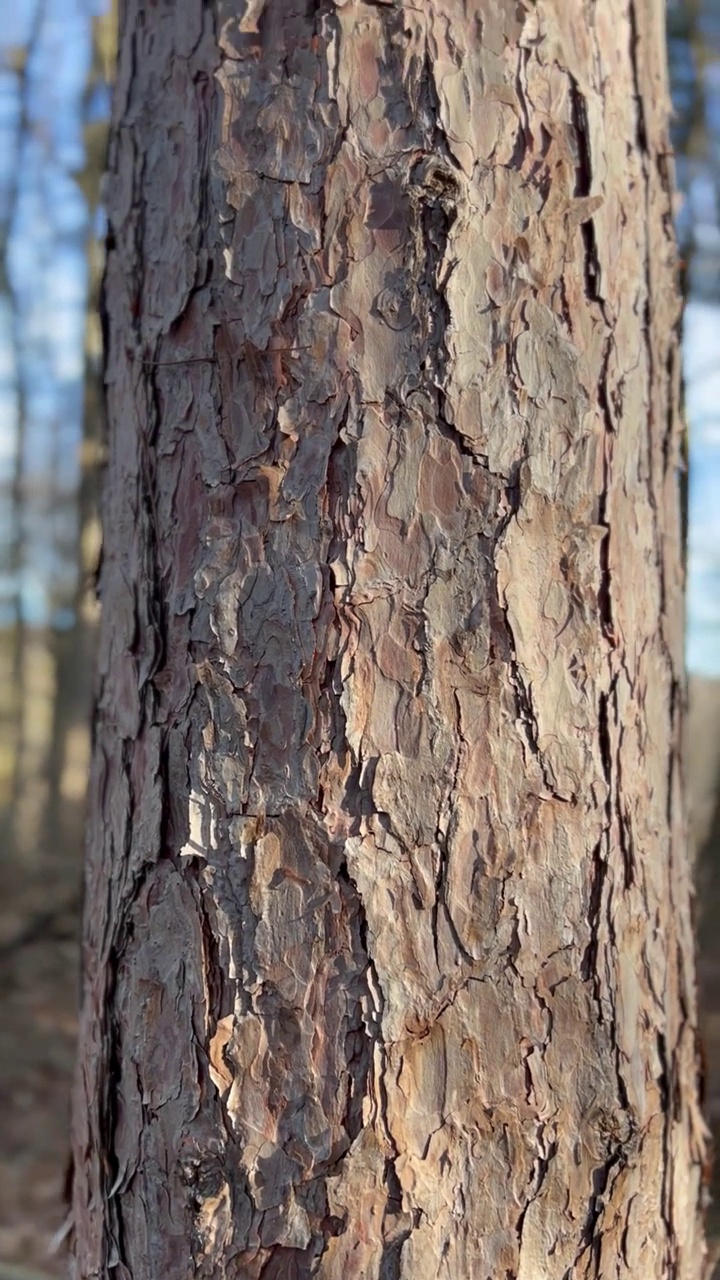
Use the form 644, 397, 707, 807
72, 1, 707, 1277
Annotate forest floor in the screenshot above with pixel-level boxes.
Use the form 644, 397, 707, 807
0, 867, 79, 1277
692, 679, 720, 1276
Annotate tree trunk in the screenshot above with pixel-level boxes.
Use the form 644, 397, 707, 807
71, 2, 708, 1276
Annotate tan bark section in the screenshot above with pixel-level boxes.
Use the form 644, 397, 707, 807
72, 2, 706, 1277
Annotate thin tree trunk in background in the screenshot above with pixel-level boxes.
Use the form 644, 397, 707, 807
72, 1, 707, 1276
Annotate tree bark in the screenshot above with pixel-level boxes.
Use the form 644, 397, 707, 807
71, 1, 708, 1277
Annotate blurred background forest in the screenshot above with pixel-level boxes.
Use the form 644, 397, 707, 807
0, 2, 112, 1273
1, 1, 720, 1276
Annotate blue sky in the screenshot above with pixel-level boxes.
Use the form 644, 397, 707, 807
0, 0, 102, 630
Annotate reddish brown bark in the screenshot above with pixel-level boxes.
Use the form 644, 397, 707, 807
72, 2, 707, 1277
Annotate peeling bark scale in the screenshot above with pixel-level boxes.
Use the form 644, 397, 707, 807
71, 1, 708, 1277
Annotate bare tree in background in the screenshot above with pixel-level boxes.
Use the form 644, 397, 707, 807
72, 2, 708, 1277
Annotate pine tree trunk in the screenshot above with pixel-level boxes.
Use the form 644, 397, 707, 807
71, 2, 708, 1276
